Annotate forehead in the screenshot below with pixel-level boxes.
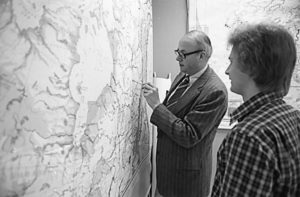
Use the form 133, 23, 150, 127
178, 37, 198, 51
229, 46, 238, 59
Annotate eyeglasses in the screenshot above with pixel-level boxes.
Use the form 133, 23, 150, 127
174, 49, 204, 59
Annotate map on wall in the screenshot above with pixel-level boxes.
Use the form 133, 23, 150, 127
189, 0, 300, 128
0, 0, 152, 196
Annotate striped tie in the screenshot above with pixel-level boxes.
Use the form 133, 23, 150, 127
167, 75, 189, 106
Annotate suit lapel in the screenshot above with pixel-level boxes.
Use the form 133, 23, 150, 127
163, 72, 185, 105
167, 67, 212, 114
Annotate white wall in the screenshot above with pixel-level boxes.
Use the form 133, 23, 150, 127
153, 0, 187, 82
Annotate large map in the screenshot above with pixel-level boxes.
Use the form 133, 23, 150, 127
189, 0, 300, 128
0, 0, 152, 196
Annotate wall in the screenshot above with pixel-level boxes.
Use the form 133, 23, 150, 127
0, 0, 152, 196
153, 0, 187, 81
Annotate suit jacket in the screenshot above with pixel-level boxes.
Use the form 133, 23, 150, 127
151, 67, 228, 197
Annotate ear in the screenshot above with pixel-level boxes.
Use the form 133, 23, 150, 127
199, 51, 206, 59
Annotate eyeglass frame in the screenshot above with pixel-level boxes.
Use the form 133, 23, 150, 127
174, 49, 205, 59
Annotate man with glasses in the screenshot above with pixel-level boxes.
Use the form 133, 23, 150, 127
142, 30, 228, 197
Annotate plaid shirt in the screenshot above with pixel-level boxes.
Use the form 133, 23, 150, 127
211, 91, 300, 197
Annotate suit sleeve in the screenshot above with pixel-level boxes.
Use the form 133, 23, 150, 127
150, 89, 227, 148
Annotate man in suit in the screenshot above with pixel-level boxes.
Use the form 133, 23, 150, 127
142, 30, 228, 197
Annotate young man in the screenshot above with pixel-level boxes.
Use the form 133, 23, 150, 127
211, 23, 300, 196
142, 30, 228, 197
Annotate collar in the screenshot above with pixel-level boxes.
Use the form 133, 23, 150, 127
189, 64, 208, 85
230, 91, 285, 125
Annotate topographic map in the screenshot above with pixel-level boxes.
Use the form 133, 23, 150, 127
189, 0, 300, 128
0, 0, 152, 196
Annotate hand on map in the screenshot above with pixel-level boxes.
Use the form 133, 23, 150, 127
142, 82, 161, 109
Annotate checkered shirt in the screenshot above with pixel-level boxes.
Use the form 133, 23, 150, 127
211, 91, 300, 197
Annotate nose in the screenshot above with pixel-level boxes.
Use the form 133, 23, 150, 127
176, 55, 182, 62
225, 65, 230, 75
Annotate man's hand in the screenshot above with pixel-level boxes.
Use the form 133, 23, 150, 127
142, 82, 161, 109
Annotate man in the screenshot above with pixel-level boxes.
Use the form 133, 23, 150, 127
211, 23, 300, 196
142, 30, 228, 197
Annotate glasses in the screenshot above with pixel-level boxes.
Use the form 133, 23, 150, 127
174, 49, 204, 59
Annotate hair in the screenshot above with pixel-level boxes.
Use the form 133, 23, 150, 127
186, 30, 213, 59
228, 23, 297, 95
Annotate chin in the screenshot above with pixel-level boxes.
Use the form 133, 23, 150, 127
230, 86, 237, 93
230, 87, 242, 96
180, 67, 185, 73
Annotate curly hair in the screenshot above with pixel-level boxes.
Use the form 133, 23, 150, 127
228, 23, 297, 95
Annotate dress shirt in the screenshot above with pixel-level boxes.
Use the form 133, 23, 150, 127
168, 64, 208, 100
187, 64, 208, 89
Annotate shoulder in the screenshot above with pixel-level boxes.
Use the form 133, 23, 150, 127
232, 101, 300, 156
223, 125, 271, 163
239, 100, 300, 134
206, 67, 227, 91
